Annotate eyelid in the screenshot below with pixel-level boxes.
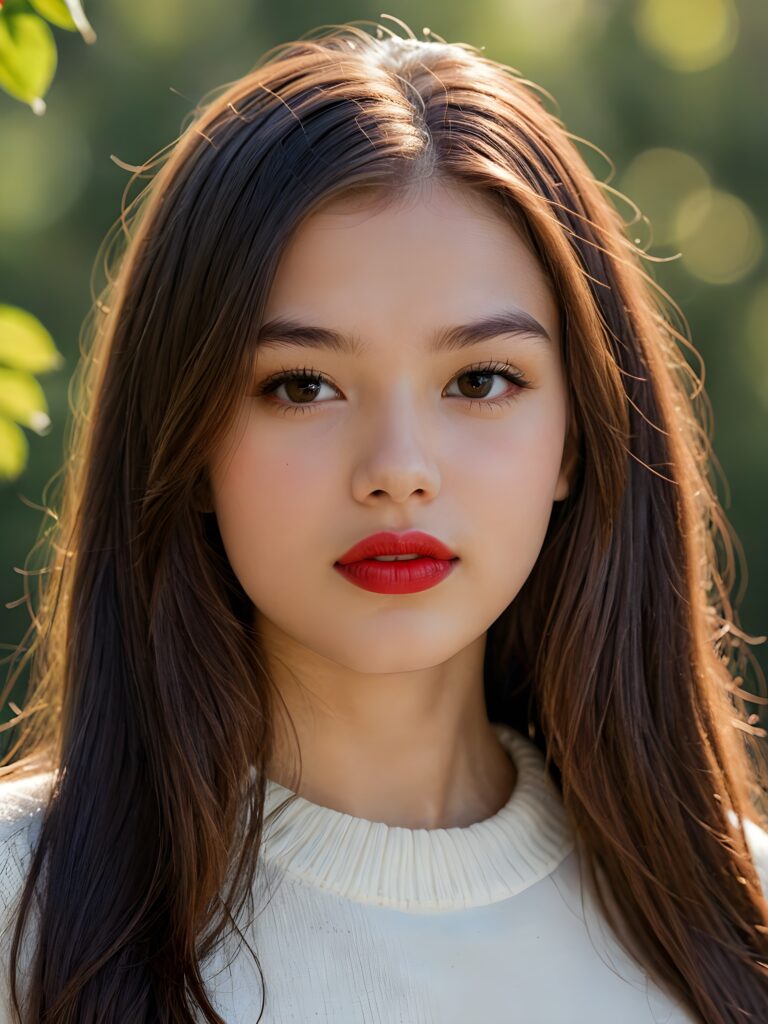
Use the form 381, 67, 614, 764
251, 360, 534, 419
254, 359, 533, 393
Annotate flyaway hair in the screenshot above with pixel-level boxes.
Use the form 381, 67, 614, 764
1, 17, 767, 1023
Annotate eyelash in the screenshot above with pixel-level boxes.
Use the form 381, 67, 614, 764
253, 360, 533, 416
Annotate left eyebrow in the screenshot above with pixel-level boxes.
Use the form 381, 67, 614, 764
255, 307, 553, 356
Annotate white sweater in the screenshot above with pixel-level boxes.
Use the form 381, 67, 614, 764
0, 723, 766, 1022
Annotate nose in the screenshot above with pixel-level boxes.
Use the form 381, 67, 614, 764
349, 398, 441, 505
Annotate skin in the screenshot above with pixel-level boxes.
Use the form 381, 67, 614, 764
209, 180, 574, 829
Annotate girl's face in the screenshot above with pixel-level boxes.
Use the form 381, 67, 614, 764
209, 181, 571, 677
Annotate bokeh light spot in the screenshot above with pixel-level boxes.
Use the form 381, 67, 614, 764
675, 189, 762, 285
495, 0, 607, 61
633, 0, 739, 72
620, 148, 710, 247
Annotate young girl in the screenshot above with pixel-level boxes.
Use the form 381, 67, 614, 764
0, 17, 766, 1023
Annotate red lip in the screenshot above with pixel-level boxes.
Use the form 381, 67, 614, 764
335, 530, 458, 566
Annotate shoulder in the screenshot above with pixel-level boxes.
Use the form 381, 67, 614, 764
0, 767, 54, 841
0, 770, 54, 928
0, 768, 54, 817
0, 771, 53, 1020
726, 808, 768, 894
742, 816, 768, 894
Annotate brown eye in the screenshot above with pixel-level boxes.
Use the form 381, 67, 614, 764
455, 369, 498, 399
279, 377, 326, 404
254, 360, 532, 415
255, 368, 338, 409
444, 361, 531, 410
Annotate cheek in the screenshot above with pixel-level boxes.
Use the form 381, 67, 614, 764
209, 414, 335, 583
450, 397, 567, 579
453, 393, 566, 504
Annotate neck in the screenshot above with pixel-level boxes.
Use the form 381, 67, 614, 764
263, 634, 517, 830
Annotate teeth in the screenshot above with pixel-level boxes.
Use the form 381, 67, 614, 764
371, 554, 422, 561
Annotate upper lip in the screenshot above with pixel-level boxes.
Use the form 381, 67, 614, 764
335, 530, 459, 565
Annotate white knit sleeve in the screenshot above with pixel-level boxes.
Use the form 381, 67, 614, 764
743, 816, 768, 896
0, 773, 52, 1024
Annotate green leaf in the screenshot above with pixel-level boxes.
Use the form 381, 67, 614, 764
0, 10, 57, 111
0, 414, 29, 480
26, 0, 77, 31
0, 367, 50, 433
0, 305, 63, 374
1, 1, 37, 16
26, 0, 96, 43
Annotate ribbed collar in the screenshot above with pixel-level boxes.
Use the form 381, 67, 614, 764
257, 723, 575, 912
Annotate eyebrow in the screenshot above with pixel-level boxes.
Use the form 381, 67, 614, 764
255, 307, 553, 356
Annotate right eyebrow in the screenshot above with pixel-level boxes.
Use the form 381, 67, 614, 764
255, 307, 553, 357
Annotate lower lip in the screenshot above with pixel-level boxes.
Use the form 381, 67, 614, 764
333, 557, 459, 594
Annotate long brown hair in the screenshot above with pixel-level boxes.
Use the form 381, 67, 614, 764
2, 17, 766, 1022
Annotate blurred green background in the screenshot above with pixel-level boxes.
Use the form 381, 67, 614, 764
1, 1, 766, 722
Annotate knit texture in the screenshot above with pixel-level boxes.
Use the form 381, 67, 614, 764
257, 723, 574, 912
0, 726, 765, 1022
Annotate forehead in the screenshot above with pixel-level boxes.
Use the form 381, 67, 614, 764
262, 181, 560, 348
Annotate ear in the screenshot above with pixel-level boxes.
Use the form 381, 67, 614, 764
554, 424, 579, 502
